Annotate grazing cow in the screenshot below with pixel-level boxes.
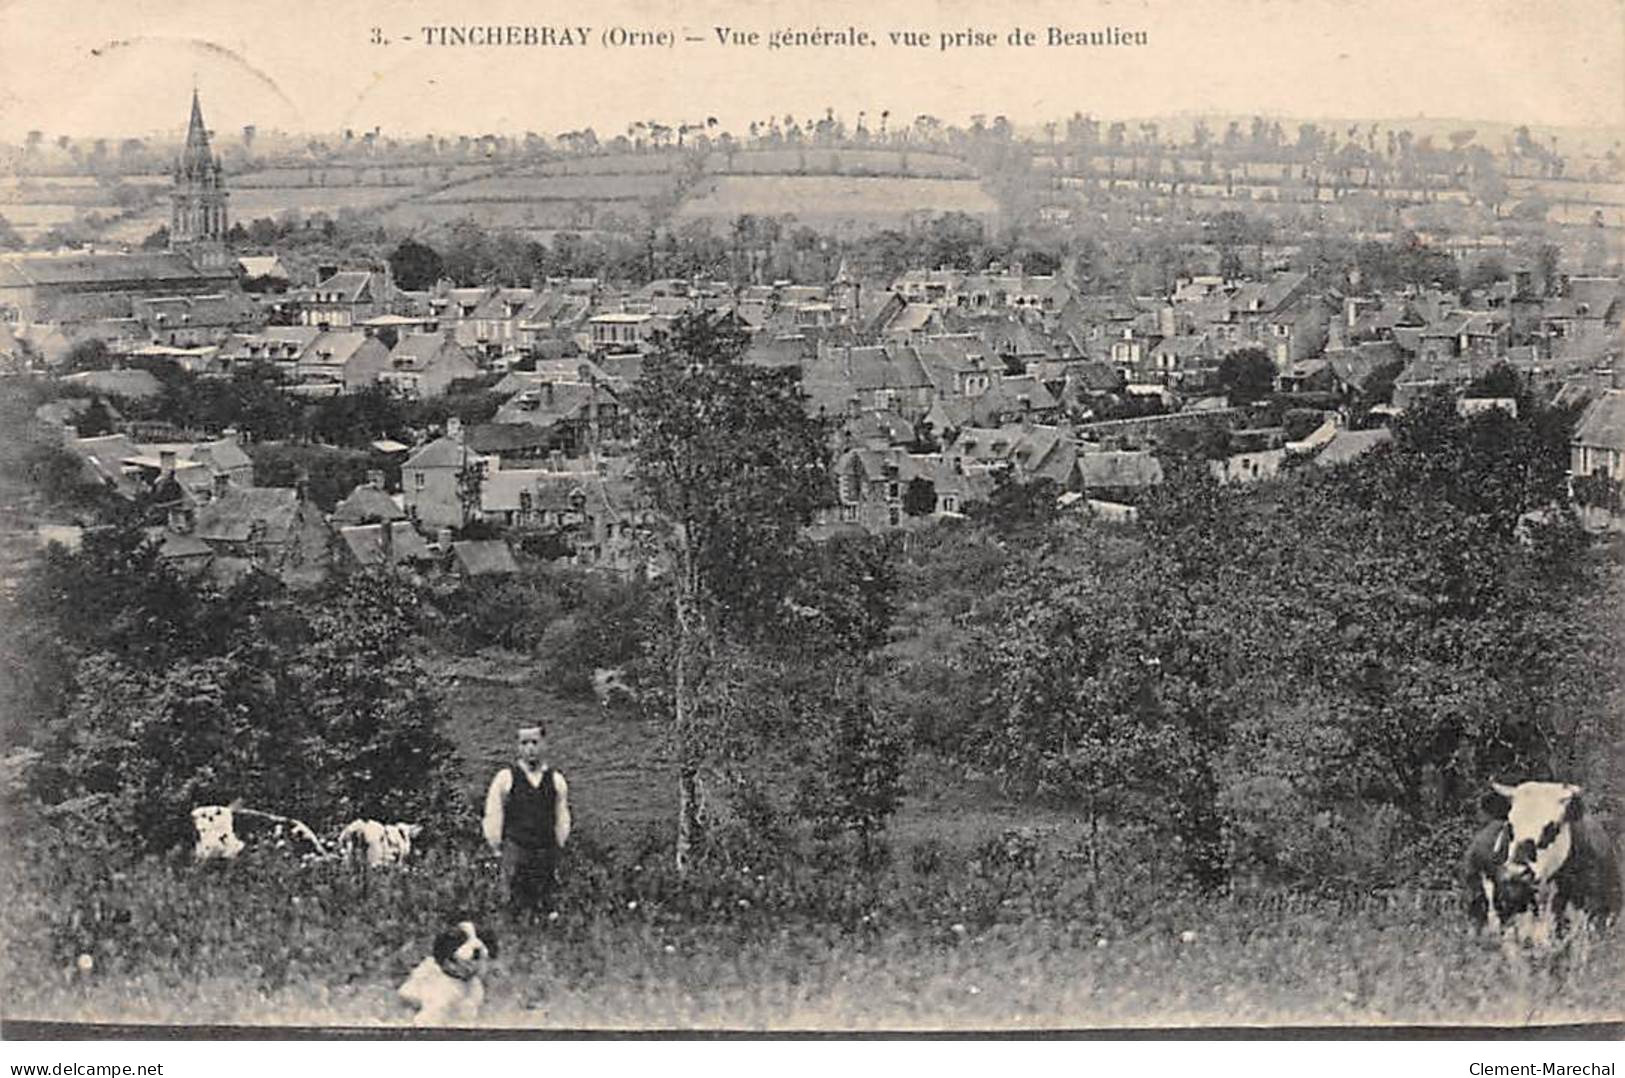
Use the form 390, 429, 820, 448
337, 819, 423, 867
398, 920, 498, 1026
190, 804, 326, 862
1461, 781, 1622, 941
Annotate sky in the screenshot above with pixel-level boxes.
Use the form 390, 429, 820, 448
0, 0, 1621, 143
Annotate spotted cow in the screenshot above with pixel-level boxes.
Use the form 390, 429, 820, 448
1462, 781, 1622, 942
337, 819, 423, 867
190, 804, 326, 862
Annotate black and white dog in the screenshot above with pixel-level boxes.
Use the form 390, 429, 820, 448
397, 920, 498, 1026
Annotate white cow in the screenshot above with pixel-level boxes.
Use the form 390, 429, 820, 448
1461, 780, 1622, 942
190, 804, 326, 862
338, 819, 423, 867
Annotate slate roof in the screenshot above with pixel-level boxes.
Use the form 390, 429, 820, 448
1311, 427, 1394, 468
193, 486, 304, 544
332, 484, 406, 524
1574, 390, 1625, 452
302, 331, 375, 369
452, 539, 519, 576
238, 255, 290, 280
1077, 450, 1164, 490
466, 422, 556, 456
311, 270, 376, 302
64, 433, 144, 493
60, 368, 162, 398
133, 292, 258, 329
402, 435, 471, 471
338, 521, 432, 566
0, 250, 224, 288
494, 380, 604, 427
1326, 342, 1405, 390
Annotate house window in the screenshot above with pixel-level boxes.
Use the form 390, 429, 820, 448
942, 495, 958, 513
888, 507, 901, 526
413, 472, 425, 490
840, 504, 858, 522
839, 471, 859, 504
886, 481, 900, 501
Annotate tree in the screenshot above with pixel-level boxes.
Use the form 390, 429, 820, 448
73, 399, 116, 437
625, 312, 832, 870
139, 226, 169, 251
291, 571, 464, 827
63, 338, 111, 373
986, 520, 1231, 890
797, 671, 906, 870
902, 476, 937, 518
1217, 346, 1276, 405
965, 473, 1060, 533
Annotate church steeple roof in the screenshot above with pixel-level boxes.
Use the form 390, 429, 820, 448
179, 90, 217, 179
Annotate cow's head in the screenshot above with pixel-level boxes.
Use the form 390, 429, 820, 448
1485, 780, 1585, 887
381, 822, 423, 863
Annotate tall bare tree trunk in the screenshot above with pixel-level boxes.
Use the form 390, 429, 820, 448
673, 532, 704, 874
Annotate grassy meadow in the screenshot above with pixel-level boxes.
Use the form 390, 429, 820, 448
3, 649, 1621, 1031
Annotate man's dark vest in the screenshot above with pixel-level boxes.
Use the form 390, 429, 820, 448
503, 765, 558, 851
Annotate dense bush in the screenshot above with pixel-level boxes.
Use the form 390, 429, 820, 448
427, 563, 658, 701
882, 386, 1617, 892
12, 535, 466, 850
247, 442, 377, 511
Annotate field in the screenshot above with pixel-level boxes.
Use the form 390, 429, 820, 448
708, 148, 978, 179
676, 175, 998, 231
533, 154, 690, 176
426, 174, 679, 203
379, 201, 649, 234
98, 185, 424, 244
3, 650, 1620, 1031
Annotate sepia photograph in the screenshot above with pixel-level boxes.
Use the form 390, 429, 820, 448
0, 0, 1622, 1047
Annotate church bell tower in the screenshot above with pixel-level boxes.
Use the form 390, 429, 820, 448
170, 90, 231, 270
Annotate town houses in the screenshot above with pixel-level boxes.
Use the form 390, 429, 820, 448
5, 93, 1624, 589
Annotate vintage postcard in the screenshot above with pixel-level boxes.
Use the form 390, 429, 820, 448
0, 0, 1622, 1056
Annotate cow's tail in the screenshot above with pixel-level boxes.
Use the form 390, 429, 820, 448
233, 806, 329, 858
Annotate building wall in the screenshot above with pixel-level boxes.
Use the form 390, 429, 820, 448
402, 464, 465, 529
1573, 444, 1624, 482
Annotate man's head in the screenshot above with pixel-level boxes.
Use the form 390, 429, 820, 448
517, 725, 545, 769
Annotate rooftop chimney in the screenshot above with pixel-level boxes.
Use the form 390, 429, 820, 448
380, 520, 394, 562
159, 449, 177, 475
168, 505, 193, 535
446, 416, 462, 440
367, 469, 385, 490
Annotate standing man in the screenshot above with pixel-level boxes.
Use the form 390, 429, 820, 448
484, 724, 571, 918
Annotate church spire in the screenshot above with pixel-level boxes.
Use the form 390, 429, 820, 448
170, 90, 230, 267
179, 88, 217, 180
